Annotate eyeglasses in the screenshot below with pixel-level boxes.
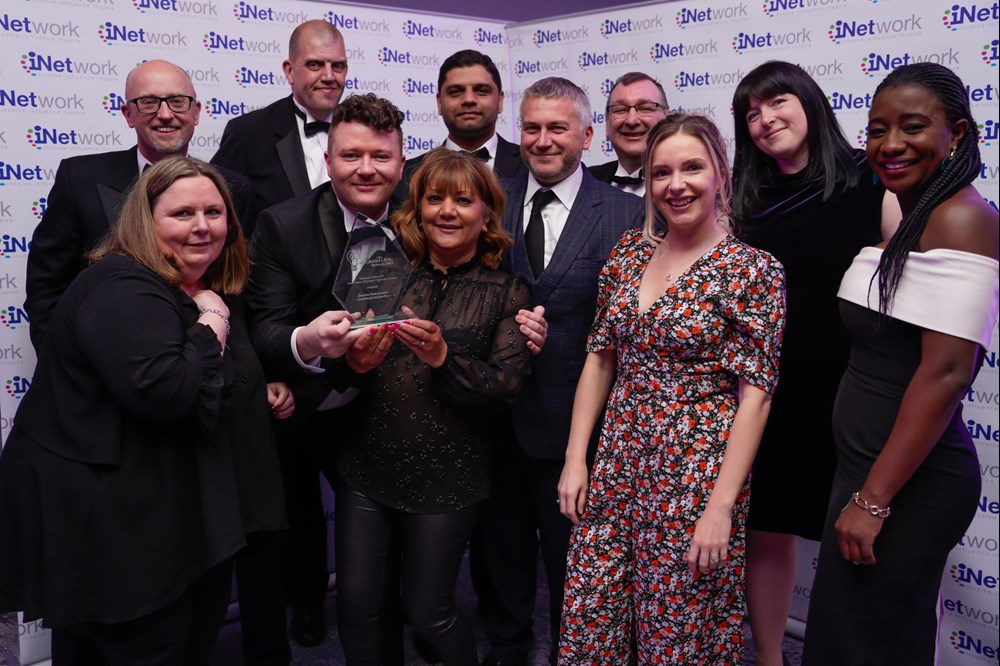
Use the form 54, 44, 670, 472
606, 102, 666, 117
127, 95, 196, 114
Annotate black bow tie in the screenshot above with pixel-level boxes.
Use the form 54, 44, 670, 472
293, 106, 330, 137
611, 173, 643, 186
464, 147, 491, 162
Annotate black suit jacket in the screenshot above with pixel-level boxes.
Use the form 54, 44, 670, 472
501, 168, 644, 459
245, 185, 360, 425
392, 134, 526, 205
588, 159, 619, 184
212, 95, 312, 223
24, 147, 253, 352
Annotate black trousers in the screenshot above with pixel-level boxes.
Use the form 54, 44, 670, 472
334, 478, 479, 666
51, 560, 233, 666
233, 530, 291, 665
475, 438, 572, 665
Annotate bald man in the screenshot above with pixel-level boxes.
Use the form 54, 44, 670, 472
25, 59, 253, 352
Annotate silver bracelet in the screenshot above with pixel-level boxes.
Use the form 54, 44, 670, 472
847, 491, 891, 518
199, 308, 230, 335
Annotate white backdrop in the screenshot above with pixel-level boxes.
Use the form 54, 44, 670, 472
1, 0, 997, 663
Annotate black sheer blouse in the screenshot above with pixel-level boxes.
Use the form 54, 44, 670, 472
337, 258, 532, 513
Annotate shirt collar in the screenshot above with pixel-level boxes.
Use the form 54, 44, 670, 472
444, 133, 499, 159
614, 162, 642, 179
524, 163, 584, 211
292, 97, 333, 124
338, 199, 390, 229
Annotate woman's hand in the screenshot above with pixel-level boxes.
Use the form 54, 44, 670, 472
834, 502, 883, 566
686, 505, 733, 575
346, 324, 395, 373
190, 289, 228, 316
190, 289, 229, 349
394, 306, 447, 368
266, 382, 295, 419
516, 305, 548, 355
557, 458, 590, 525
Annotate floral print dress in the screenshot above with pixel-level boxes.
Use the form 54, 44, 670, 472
559, 230, 785, 665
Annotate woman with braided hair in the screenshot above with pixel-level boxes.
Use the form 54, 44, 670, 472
803, 63, 998, 665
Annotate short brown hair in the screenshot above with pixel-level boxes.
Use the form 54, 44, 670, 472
90, 156, 249, 294
642, 114, 732, 244
330, 93, 405, 151
391, 148, 510, 270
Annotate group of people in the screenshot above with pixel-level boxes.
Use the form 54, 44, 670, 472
0, 15, 996, 666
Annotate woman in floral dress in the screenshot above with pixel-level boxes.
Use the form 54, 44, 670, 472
557, 114, 785, 665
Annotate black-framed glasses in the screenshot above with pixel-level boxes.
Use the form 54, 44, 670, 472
127, 95, 196, 114
606, 101, 666, 117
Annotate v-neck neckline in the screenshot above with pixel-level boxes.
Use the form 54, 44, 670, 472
635, 235, 729, 316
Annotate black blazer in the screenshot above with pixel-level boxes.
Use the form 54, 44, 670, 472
501, 168, 645, 459
212, 95, 312, 222
24, 147, 253, 352
245, 185, 360, 423
392, 134, 526, 205
588, 159, 619, 184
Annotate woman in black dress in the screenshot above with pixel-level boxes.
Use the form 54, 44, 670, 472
334, 148, 532, 666
0, 157, 288, 664
804, 62, 998, 666
730, 61, 894, 666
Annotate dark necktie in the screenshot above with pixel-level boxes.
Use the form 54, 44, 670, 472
525, 189, 557, 278
464, 147, 491, 162
611, 171, 643, 187
293, 106, 330, 137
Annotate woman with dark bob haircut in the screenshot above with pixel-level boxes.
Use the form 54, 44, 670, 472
334, 148, 532, 665
0, 156, 290, 664
804, 62, 998, 666
730, 61, 896, 666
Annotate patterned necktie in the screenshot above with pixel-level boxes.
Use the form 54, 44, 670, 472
525, 189, 557, 278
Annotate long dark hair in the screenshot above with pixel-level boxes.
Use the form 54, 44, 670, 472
871, 63, 981, 311
731, 61, 859, 224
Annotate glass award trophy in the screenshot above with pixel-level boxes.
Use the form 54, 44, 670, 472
332, 213, 413, 329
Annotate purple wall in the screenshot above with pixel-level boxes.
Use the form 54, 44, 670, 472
332, 0, 645, 23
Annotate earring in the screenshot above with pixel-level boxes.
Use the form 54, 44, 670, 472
940, 145, 957, 173
872, 172, 879, 186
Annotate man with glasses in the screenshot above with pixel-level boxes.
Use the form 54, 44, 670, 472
589, 72, 670, 197
25, 58, 253, 352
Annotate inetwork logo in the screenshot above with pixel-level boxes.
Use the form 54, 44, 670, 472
1, 88, 85, 115
0, 13, 80, 41
202, 31, 281, 54
133, 0, 217, 15
0, 163, 55, 187
649, 39, 719, 62
401, 19, 463, 41
4, 375, 31, 399
323, 11, 391, 35
673, 68, 745, 92
403, 134, 435, 156
204, 97, 254, 119
403, 109, 440, 125
344, 77, 392, 94
102, 91, 127, 115
514, 58, 568, 78
26, 125, 122, 150
674, 2, 748, 29
762, 0, 846, 17
828, 90, 873, 113
950, 562, 1000, 591
860, 49, 960, 77
941, 2, 999, 31
599, 78, 615, 97
97, 21, 187, 47
827, 14, 922, 44
20, 52, 118, 79
599, 15, 663, 38
731, 28, 811, 54
0, 306, 28, 329
232, 1, 306, 24
376, 48, 440, 69
473, 27, 505, 46
534, 26, 589, 47
234, 66, 282, 88
32, 197, 46, 221
577, 49, 639, 70
978, 119, 998, 145
949, 630, 999, 662
401, 78, 435, 97
984, 39, 999, 67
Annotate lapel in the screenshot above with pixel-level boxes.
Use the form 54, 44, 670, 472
534, 171, 603, 304
96, 147, 142, 225
275, 97, 311, 197
494, 135, 524, 181
316, 187, 348, 270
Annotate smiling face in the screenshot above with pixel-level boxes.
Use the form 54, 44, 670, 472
152, 175, 227, 288
122, 60, 201, 163
745, 93, 810, 174
649, 133, 723, 236
437, 64, 503, 150
520, 96, 593, 186
606, 79, 668, 172
420, 177, 486, 268
866, 83, 966, 212
326, 121, 404, 219
283, 27, 348, 120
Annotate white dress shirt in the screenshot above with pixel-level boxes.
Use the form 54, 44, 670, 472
522, 165, 584, 270
292, 98, 332, 189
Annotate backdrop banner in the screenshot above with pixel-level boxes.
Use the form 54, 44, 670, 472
1, 0, 997, 663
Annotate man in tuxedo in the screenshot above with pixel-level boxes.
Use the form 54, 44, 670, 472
211, 19, 351, 647
588, 72, 669, 197
24, 59, 253, 353
477, 77, 645, 666
393, 49, 525, 203
213, 19, 347, 223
